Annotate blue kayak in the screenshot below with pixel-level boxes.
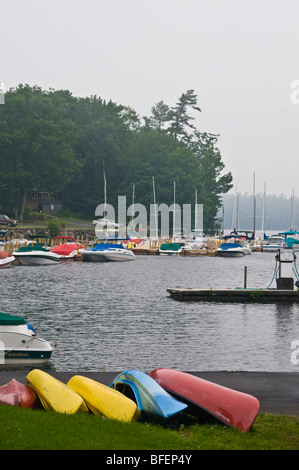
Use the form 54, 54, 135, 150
110, 369, 188, 420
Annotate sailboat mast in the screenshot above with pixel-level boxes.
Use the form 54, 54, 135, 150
195, 189, 198, 230
262, 183, 266, 233
173, 181, 176, 236
103, 160, 107, 217
152, 176, 158, 238
253, 173, 256, 235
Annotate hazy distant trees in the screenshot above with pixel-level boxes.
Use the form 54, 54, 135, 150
221, 192, 299, 231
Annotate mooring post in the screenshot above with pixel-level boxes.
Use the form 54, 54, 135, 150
244, 266, 247, 288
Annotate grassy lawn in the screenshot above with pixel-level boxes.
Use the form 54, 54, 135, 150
0, 405, 298, 450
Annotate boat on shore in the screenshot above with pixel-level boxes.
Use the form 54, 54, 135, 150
148, 368, 260, 432
13, 246, 60, 265
0, 379, 40, 409
0, 312, 55, 366
26, 369, 89, 414
79, 243, 136, 262
67, 375, 140, 422
110, 369, 187, 420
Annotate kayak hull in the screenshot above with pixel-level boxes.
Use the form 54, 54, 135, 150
67, 375, 140, 422
110, 369, 187, 420
148, 368, 260, 432
0, 379, 40, 409
26, 369, 89, 414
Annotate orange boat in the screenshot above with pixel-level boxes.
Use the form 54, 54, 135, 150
148, 368, 260, 432
0, 379, 40, 409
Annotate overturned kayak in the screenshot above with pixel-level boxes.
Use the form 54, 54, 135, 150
26, 370, 89, 414
0, 379, 40, 409
67, 375, 140, 422
148, 368, 260, 432
110, 369, 188, 420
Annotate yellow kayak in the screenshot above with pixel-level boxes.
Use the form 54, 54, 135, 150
26, 369, 89, 414
67, 375, 140, 422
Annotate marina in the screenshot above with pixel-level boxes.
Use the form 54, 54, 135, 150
0, 247, 298, 373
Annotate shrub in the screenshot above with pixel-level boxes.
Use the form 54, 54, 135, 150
47, 219, 61, 237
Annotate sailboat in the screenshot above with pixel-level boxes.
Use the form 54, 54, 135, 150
188, 190, 208, 250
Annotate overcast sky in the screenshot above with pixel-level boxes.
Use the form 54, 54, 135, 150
1, 0, 299, 197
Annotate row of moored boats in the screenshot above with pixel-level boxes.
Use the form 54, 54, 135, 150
1, 230, 299, 267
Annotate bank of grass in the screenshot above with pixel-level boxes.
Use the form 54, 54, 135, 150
0, 405, 298, 450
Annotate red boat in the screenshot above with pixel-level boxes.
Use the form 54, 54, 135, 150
0, 379, 40, 409
148, 368, 260, 432
50, 236, 83, 259
0, 251, 15, 268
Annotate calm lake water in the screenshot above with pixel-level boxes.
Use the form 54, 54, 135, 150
1, 251, 299, 372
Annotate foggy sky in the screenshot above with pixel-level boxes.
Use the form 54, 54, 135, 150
1, 0, 299, 196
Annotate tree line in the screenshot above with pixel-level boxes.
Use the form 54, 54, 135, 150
0, 85, 233, 229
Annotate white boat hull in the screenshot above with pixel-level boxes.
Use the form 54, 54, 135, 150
0, 325, 54, 366
80, 248, 136, 262
159, 250, 182, 256
262, 245, 284, 252
13, 252, 60, 265
216, 249, 245, 257
0, 255, 15, 268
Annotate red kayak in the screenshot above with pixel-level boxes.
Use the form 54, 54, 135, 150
148, 368, 260, 432
0, 379, 40, 409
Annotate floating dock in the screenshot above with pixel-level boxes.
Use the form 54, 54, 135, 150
166, 287, 299, 303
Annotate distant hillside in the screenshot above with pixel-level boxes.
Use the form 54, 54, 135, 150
219, 193, 299, 232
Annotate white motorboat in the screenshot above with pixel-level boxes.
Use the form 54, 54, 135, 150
92, 217, 121, 228
13, 246, 60, 265
216, 242, 246, 257
80, 243, 136, 262
0, 251, 15, 268
262, 235, 285, 252
188, 230, 208, 250
0, 312, 55, 366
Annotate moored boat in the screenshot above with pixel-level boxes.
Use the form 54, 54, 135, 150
79, 243, 136, 262
0, 379, 40, 409
13, 246, 60, 265
0, 312, 55, 366
26, 369, 89, 414
50, 236, 83, 259
216, 242, 246, 257
187, 230, 208, 250
159, 243, 182, 255
67, 375, 140, 422
148, 368, 260, 432
0, 251, 15, 268
110, 369, 187, 420
262, 234, 284, 252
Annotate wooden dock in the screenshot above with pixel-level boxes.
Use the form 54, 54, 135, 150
167, 287, 299, 303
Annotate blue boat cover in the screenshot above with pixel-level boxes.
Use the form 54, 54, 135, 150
219, 243, 242, 250
91, 243, 124, 251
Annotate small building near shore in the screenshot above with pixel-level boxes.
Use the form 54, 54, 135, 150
26, 191, 63, 215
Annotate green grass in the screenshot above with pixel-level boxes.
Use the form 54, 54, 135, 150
0, 405, 298, 450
